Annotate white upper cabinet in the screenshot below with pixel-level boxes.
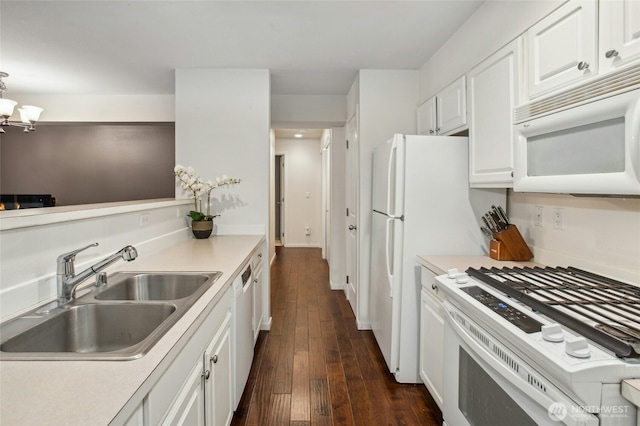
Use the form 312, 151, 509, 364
599, 0, 640, 73
417, 76, 467, 136
437, 76, 467, 135
526, 0, 597, 98
417, 97, 437, 135
468, 38, 523, 187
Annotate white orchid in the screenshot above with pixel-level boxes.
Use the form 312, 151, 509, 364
174, 164, 241, 220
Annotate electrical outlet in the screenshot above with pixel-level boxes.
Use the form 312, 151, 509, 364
535, 206, 543, 227
553, 208, 564, 230
176, 207, 184, 218
305, 225, 311, 235
139, 213, 150, 227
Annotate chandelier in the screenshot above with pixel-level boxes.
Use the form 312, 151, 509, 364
0, 72, 44, 133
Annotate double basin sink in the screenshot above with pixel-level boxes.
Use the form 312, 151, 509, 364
0, 272, 222, 360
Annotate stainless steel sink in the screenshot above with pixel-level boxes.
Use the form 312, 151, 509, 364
0, 271, 222, 360
1, 304, 176, 354
95, 272, 212, 301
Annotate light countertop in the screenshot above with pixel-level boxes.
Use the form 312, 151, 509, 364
0, 234, 264, 425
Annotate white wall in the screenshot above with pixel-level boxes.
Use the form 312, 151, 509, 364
175, 69, 270, 236
271, 94, 347, 128
356, 70, 418, 326
269, 130, 277, 264
329, 126, 346, 290
509, 193, 640, 284
11, 94, 174, 122
275, 137, 323, 247
419, 0, 563, 102
0, 201, 191, 320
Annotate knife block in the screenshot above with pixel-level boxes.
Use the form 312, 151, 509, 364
489, 225, 533, 261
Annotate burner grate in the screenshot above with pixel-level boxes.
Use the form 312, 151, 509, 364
467, 266, 640, 358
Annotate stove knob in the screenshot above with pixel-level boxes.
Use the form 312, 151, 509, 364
565, 336, 591, 358
447, 268, 459, 279
455, 273, 469, 284
541, 324, 564, 342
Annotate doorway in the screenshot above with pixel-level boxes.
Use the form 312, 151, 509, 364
274, 154, 285, 246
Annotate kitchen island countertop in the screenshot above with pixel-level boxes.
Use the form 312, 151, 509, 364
0, 234, 264, 425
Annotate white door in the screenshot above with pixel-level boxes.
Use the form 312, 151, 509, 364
527, 0, 597, 98
321, 140, 331, 260
600, 0, 640, 73
345, 112, 359, 312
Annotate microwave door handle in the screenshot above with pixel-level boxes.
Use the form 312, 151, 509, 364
444, 310, 597, 425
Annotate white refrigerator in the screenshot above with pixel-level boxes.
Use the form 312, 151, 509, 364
370, 134, 505, 383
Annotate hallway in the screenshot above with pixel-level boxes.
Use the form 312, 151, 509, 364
231, 247, 442, 425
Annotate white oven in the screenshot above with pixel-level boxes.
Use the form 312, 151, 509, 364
443, 302, 598, 426
437, 267, 639, 426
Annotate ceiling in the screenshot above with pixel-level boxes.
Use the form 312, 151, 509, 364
0, 1, 485, 97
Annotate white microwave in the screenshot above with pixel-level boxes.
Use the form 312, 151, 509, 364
513, 87, 640, 196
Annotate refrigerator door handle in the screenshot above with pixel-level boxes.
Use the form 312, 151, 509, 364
385, 217, 394, 298
386, 141, 397, 217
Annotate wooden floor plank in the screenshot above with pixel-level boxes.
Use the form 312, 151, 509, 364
231, 247, 441, 426
290, 351, 311, 422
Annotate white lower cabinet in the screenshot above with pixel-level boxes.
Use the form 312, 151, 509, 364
145, 286, 234, 426
162, 360, 207, 426
419, 267, 445, 410
204, 314, 233, 426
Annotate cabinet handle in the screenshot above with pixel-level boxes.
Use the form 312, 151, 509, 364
202, 369, 210, 380
348, 225, 357, 230
435, 128, 440, 133
511, 171, 514, 178
577, 61, 590, 71
253, 278, 258, 284
211, 354, 218, 364
605, 49, 619, 59
431, 284, 438, 291
429, 129, 435, 135
258, 253, 263, 258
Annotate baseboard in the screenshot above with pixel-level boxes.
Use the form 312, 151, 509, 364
357, 319, 372, 330
329, 278, 344, 290
270, 252, 277, 266
261, 316, 272, 331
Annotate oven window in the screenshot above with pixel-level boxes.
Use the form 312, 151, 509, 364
459, 348, 537, 426
527, 117, 625, 176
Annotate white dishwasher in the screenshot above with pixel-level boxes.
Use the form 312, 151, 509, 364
231, 261, 254, 409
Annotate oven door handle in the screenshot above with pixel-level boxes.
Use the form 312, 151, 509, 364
444, 307, 598, 426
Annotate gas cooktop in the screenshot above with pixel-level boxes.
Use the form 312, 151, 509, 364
466, 266, 640, 358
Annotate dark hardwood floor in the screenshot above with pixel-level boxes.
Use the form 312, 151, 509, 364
231, 247, 443, 425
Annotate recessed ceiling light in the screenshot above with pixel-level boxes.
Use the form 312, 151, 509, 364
294, 133, 303, 138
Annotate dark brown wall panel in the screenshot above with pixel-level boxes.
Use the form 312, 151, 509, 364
0, 123, 175, 206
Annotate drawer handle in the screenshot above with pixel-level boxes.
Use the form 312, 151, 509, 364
431, 284, 437, 290
253, 278, 258, 284
577, 61, 589, 71
211, 354, 218, 364
202, 369, 210, 380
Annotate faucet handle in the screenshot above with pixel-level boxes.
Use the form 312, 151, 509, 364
56, 242, 99, 274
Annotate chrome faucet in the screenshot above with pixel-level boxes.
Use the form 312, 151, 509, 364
56, 242, 138, 305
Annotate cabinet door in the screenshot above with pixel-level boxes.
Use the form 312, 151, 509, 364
468, 38, 522, 187
420, 289, 444, 410
436, 76, 467, 135
204, 314, 233, 426
417, 97, 437, 135
162, 361, 206, 426
527, 0, 597, 98
600, 0, 640, 73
